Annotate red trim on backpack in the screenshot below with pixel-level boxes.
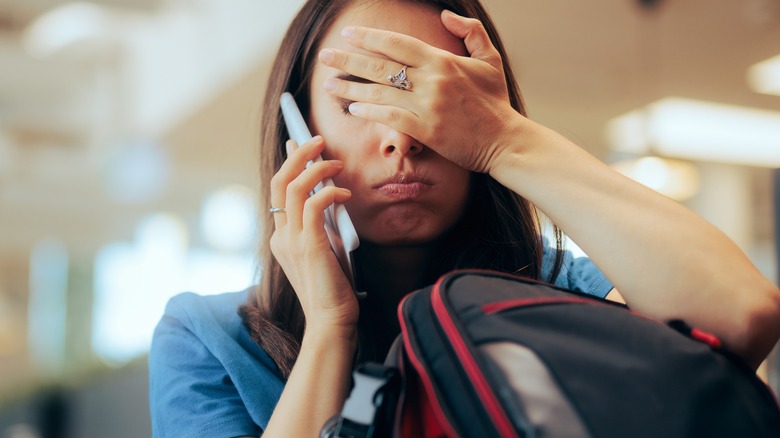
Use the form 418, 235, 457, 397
420, 380, 448, 437
398, 293, 459, 437
431, 279, 520, 438
482, 296, 594, 315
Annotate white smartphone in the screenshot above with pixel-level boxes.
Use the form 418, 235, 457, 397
279, 92, 363, 294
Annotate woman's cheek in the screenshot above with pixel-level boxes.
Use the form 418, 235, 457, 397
322, 126, 376, 163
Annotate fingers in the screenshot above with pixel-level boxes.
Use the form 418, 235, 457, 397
340, 26, 431, 67
269, 139, 300, 230
323, 74, 410, 108
347, 102, 419, 137
270, 136, 347, 231
301, 185, 351, 233
287, 163, 346, 231
320, 48, 408, 87
440, 10, 502, 69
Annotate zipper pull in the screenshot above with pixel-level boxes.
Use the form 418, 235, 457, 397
668, 319, 722, 349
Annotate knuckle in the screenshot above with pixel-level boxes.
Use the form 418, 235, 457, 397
287, 180, 304, 197
336, 79, 350, 95
468, 17, 485, 30
302, 201, 324, 224
352, 26, 366, 41
311, 161, 331, 174
369, 85, 385, 101
334, 52, 348, 70
386, 108, 401, 124
270, 172, 283, 188
312, 186, 333, 204
436, 57, 459, 75
368, 59, 386, 77
385, 33, 403, 49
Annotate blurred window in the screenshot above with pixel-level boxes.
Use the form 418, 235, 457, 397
92, 188, 257, 364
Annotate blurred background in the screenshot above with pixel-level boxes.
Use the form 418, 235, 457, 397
0, 0, 778, 436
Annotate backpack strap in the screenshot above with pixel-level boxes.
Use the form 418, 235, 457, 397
321, 362, 401, 438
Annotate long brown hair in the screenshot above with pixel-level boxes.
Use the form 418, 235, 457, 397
239, 0, 565, 379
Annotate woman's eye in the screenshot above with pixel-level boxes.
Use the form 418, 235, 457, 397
338, 98, 354, 116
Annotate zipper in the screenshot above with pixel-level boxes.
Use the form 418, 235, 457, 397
431, 276, 520, 438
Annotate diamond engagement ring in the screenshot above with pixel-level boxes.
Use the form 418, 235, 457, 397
387, 65, 412, 91
269, 207, 286, 214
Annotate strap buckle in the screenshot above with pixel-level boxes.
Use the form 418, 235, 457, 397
321, 363, 401, 438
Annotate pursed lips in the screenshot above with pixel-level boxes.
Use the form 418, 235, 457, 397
373, 173, 432, 200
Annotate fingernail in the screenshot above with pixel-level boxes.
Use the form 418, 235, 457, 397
348, 102, 363, 115
324, 78, 338, 92
341, 26, 355, 39
319, 49, 334, 63
311, 135, 323, 143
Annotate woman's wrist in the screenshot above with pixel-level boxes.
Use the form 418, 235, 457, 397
486, 113, 538, 179
303, 321, 358, 350
488, 116, 582, 184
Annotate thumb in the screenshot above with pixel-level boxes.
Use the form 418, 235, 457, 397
440, 9, 502, 68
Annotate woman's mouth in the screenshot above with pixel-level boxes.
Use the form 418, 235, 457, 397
377, 182, 429, 199
374, 174, 431, 200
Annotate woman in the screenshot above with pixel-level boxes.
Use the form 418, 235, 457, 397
149, 0, 780, 436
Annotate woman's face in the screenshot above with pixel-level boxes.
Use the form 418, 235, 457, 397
309, 0, 471, 246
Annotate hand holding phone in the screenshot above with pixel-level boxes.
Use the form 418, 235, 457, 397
279, 92, 363, 294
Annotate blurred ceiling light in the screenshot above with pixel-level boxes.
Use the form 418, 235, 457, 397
748, 54, 780, 96
606, 97, 780, 168
611, 156, 700, 201
22, 2, 113, 58
200, 185, 257, 252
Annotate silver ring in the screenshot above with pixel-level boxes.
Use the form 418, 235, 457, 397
387, 65, 412, 91
269, 207, 286, 214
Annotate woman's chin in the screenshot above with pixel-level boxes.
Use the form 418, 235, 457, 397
356, 220, 455, 247
350, 203, 466, 247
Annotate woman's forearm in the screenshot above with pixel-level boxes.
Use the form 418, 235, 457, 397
490, 117, 780, 368
263, 326, 356, 437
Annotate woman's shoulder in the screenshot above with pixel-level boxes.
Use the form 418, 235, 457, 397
163, 289, 249, 330
150, 288, 284, 435
541, 238, 613, 298
154, 288, 265, 358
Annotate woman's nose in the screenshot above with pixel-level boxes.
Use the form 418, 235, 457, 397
379, 127, 423, 158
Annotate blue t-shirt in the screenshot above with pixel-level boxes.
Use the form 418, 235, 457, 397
148, 247, 612, 437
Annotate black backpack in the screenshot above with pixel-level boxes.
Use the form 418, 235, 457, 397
322, 270, 780, 437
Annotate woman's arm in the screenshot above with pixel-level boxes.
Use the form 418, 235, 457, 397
490, 117, 780, 369
319, 11, 780, 369
263, 326, 356, 436
263, 135, 360, 435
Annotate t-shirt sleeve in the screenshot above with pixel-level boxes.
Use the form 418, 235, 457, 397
542, 242, 613, 298
149, 294, 261, 438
